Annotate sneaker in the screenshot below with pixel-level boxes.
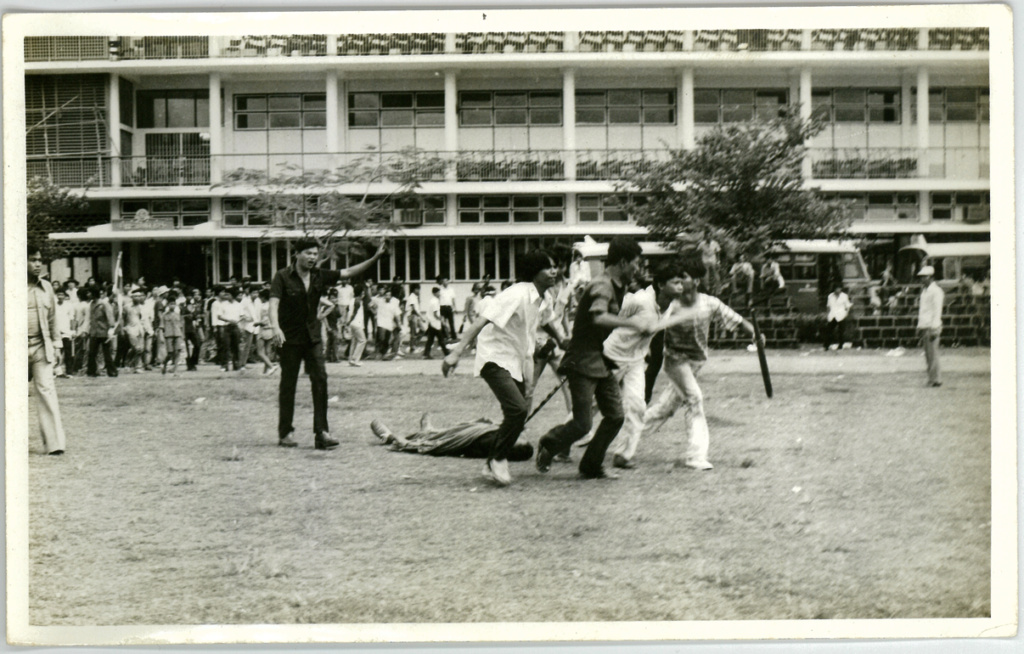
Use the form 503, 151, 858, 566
348, 361, 363, 367
483, 459, 512, 487
314, 433, 339, 450
612, 454, 636, 469
683, 458, 714, 470
238, 366, 249, 372
579, 467, 620, 480
370, 419, 395, 444
278, 434, 299, 448
535, 437, 556, 473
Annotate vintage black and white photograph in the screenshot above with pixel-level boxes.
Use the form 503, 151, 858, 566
4, 5, 1016, 646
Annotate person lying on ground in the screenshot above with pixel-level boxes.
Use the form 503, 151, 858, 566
370, 413, 534, 461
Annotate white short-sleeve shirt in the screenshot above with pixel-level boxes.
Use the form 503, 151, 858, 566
474, 282, 547, 382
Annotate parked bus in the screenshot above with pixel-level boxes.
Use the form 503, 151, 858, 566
571, 238, 872, 314
896, 240, 991, 288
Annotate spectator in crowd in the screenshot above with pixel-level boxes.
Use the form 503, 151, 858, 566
64, 278, 80, 303
460, 283, 482, 335
160, 290, 185, 374
212, 287, 241, 372
151, 286, 170, 368
337, 278, 355, 327
442, 249, 564, 487
404, 283, 423, 354
917, 265, 944, 388
729, 253, 756, 302
255, 288, 279, 375
237, 286, 260, 372
824, 283, 853, 351
73, 286, 91, 374
86, 281, 118, 377
345, 293, 368, 367
269, 238, 387, 449
199, 287, 218, 363
54, 288, 75, 378
182, 290, 203, 371
698, 230, 722, 295
423, 286, 449, 359
535, 236, 647, 481
27, 244, 67, 455
437, 276, 457, 342
375, 287, 402, 360
760, 256, 785, 298
123, 288, 148, 373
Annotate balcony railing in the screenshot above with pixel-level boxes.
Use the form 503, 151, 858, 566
27, 147, 989, 188
26, 28, 991, 62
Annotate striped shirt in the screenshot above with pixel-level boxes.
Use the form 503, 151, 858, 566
664, 293, 744, 363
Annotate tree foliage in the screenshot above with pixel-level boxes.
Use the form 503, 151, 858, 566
624, 112, 851, 256
217, 147, 447, 264
27, 176, 90, 261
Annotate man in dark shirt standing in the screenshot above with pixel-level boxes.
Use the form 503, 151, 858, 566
269, 238, 387, 450
536, 236, 647, 479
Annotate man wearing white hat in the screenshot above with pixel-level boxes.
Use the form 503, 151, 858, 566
916, 265, 944, 387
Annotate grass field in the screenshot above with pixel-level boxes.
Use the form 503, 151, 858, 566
26, 348, 991, 625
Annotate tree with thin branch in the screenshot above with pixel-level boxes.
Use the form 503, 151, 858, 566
27, 176, 90, 262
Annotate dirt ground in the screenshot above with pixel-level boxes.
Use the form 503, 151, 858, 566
25, 348, 991, 625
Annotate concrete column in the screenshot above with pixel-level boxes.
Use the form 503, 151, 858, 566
680, 68, 695, 150
918, 28, 929, 50
326, 71, 339, 162
565, 31, 578, 52
108, 74, 121, 187
917, 66, 930, 178
683, 30, 695, 51
444, 71, 458, 182
563, 68, 576, 181
800, 67, 813, 179
209, 72, 223, 183
339, 78, 349, 155
565, 193, 577, 225
446, 192, 458, 225
801, 29, 812, 51
445, 33, 456, 54
919, 190, 931, 223
326, 35, 337, 56
901, 72, 914, 147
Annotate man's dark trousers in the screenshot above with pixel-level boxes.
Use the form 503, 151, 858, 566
479, 362, 529, 461
278, 341, 329, 438
541, 370, 625, 476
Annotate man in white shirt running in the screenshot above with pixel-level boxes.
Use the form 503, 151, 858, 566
442, 250, 564, 487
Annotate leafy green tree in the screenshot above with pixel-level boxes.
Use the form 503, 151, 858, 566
624, 112, 851, 256
217, 147, 447, 264
27, 176, 89, 262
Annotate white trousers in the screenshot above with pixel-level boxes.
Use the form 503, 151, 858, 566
29, 342, 67, 453
608, 360, 648, 460
641, 358, 709, 464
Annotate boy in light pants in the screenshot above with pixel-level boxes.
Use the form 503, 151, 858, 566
641, 253, 761, 471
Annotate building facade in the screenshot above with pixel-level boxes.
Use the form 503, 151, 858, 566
31, 29, 990, 299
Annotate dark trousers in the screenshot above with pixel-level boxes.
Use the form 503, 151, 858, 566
87, 336, 117, 376
185, 331, 202, 369
376, 327, 393, 356
823, 318, 847, 349
440, 305, 456, 340
541, 370, 625, 476
479, 362, 529, 461
423, 326, 449, 356
278, 340, 329, 438
216, 325, 239, 368
644, 332, 665, 404
60, 337, 73, 373
73, 334, 89, 373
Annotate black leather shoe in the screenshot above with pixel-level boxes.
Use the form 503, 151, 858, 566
278, 435, 298, 448
579, 468, 620, 480
47, 450, 64, 456
535, 437, 556, 473
314, 433, 339, 450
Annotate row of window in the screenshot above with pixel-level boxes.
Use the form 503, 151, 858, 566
127, 87, 990, 131
824, 191, 990, 222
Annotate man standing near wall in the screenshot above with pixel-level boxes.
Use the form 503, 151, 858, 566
269, 238, 387, 449
917, 265, 944, 387
27, 244, 67, 455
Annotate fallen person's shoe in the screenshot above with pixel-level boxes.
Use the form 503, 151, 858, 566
370, 419, 395, 444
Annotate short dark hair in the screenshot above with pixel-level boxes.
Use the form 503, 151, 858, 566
409, 283, 420, 293
678, 251, 707, 281
431, 286, 440, 295
293, 238, 319, 255
27, 243, 42, 258
606, 236, 643, 266
516, 249, 555, 283
653, 260, 688, 288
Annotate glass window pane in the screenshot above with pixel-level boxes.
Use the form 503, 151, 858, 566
644, 90, 674, 105
459, 211, 480, 223
494, 92, 527, 107
460, 109, 491, 125
932, 193, 953, 204
946, 88, 976, 103
459, 91, 492, 108
483, 211, 509, 223
542, 211, 563, 223
417, 92, 445, 108
152, 199, 178, 212
514, 211, 539, 222
382, 110, 415, 126
958, 193, 982, 205
834, 89, 864, 103
304, 95, 326, 110
543, 195, 563, 207
181, 199, 209, 212
644, 108, 673, 123
304, 112, 327, 128
576, 91, 605, 106
723, 106, 753, 122
223, 213, 244, 226
578, 195, 599, 208
608, 90, 641, 105
416, 111, 445, 126
694, 90, 719, 104
269, 113, 301, 128
946, 105, 977, 121
579, 211, 600, 222
223, 198, 246, 211
459, 196, 480, 208
576, 108, 605, 123
530, 108, 561, 124
196, 98, 210, 127
530, 91, 561, 107
268, 95, 301, 110
604, 210, 627, 221
722, 89, 753, 104
694, 107, 719, 123
513, 196, 539, 208
483, 196, 510, 208
236, 96, 266, 111
349, 112, 378, 128
609, 107, 641, 123
494, 109, 527, 125
835, 106, 864, 122
152, 99, 167, 127
381, 93, 413, 108
349, 93, 378, 109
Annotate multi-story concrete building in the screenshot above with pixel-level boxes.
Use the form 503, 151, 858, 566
31, 28, 989, 299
